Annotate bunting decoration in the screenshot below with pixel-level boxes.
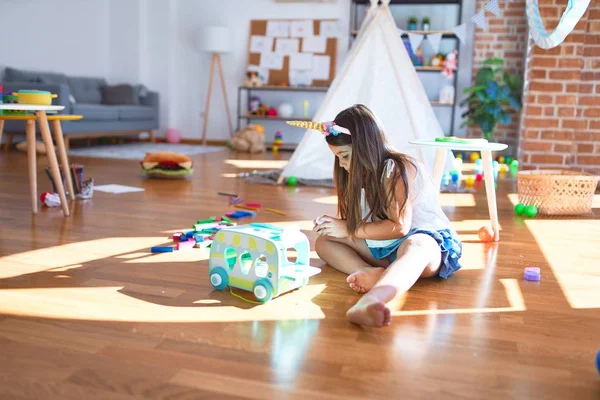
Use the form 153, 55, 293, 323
485, 0, 501, 17
407, 32, 424, 51
471, 10, 488, 30
452, 23, 467, 45
426, 33, 443, 54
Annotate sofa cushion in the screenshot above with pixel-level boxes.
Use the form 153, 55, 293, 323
102, 84, 135, 105
4, 67, 68, 85
68, 76, 106, 104
72, 104, 119, 121
118, 105, 155, 120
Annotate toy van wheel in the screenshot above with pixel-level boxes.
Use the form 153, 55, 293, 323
253, 279, 273, 302
210, 267, 229, 291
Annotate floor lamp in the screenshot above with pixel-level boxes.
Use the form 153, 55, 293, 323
198, 25, 234, 146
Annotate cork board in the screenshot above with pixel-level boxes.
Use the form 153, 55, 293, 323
247, 19, 338, 87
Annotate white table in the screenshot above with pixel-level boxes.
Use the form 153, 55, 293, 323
0, 104, 71, 216
410, 139, 508, 241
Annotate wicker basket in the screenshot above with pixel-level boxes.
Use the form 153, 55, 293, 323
517, 170, 599, 215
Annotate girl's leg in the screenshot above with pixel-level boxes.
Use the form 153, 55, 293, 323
346, 233, 442, 327
315, 235, 389, 279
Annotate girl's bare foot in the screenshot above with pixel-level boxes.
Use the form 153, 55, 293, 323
346, 267, 385, 293
346, 298, 391, 327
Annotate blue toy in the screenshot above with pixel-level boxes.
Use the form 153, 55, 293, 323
208, 223, 321, 302
228, 210, 256, 219
151, 246, 174, 253
596, 350, 599, 375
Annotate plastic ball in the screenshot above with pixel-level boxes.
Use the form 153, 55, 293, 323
470, 152, 480, 162
500, 164, 509, 173
525, 205, 538, 218
286, 176, 298, 186
510, 160, 519, 169
277, 103, 294, 118
450, 170, 460, 183
465, 176, 475, 186
441, 173, 451, 186
514, 203, 525, 215
478, 226, 495, 242
455, 153, 463, 160
475, 173, 483, 182
475, 159, 482, 166
498, 156, 505, 164
505, 157, 512, 164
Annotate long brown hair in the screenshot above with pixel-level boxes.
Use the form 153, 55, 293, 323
326, 104, 415, 236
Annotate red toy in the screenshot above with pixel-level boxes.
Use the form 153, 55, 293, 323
478, 226, 495, 242
267, 107, 277, 117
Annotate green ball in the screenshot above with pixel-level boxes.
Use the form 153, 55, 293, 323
514, 203, 525, 215
286, 176, 298, 186
525, 205, 538, 218
510, 159, 519, 169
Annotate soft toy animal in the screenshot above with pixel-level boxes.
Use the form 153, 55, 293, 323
230, 124, 265, 153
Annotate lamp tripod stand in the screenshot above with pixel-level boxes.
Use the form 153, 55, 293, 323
201, 53, 233, 146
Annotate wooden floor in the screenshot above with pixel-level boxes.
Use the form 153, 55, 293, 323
0, 148, 599, 399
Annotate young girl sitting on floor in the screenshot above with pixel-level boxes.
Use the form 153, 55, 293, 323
297, 104, 462, 327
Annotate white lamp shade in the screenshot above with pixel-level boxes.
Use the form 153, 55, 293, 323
197, 25, 231, 53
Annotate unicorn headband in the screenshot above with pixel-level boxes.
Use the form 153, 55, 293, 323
286, 121, 351, 137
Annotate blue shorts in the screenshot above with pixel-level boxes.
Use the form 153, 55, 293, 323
368, 228, 462, 279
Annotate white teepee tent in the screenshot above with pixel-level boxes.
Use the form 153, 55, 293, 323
280, 0, 454, 182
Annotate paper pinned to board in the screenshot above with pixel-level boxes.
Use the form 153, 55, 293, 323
311, 55, 330, 80
250, 36, 274, 53
289, 69, 313, 86
320, 20, 342, 38
259, 52, 285, 70
275, 38, 300, 56
290, 20, 314, 37
289, 53, 313, 70
266, 20, 290, 37
302, 36, 327, 53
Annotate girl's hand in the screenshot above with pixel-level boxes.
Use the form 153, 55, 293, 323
313, 215, 349, 238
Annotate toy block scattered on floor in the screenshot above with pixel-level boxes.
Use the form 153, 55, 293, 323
177, 238, 197, 250
151, 246, 174, 253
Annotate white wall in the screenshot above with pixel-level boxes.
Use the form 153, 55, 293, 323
0, 0, 111, 78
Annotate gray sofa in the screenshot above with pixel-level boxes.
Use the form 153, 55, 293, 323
1, 67, 159, 149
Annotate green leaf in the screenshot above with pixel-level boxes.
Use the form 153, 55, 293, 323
483, 57, 504, 67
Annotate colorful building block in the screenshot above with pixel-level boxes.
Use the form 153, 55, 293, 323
177, 238, 197, 250
151, 246, 174, 253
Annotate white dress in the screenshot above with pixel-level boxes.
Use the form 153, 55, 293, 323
361, 159, 454, 248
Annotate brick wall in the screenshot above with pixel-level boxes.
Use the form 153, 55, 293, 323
468, 0, 528, 155
518, 0, 599, 174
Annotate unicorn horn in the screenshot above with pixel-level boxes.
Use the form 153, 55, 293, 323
286, 121, 325, 132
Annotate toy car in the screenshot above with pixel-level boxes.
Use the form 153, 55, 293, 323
208, 223, 321, 302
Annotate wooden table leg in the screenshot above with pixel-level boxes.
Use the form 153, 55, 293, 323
0, 120, 4, 153
37, 111, 69, 216
481, 150, 500, 241
432, 148, 447, 192
51, 120, 75, 200
26, 120, 37, 214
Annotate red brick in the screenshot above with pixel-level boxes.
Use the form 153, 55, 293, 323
580, 96, 600, 106
531, 57, 557, 68
530, 154, 565, 164
582, 71, 600, 81
567, 34, 586, 43
526, 118, 560, 128
566, 83, 580, 93
583, 47, 600, 57
523, 129, 540, 139
584, 35, 600, 45
558, 107, 577, 117
558, 58, 584, 68
544, 107, 555, 116
575, 19, 587, 30
580, 84, 594, 94
590, 120, 600, 130
577, 144, 594, 153
531, 69, 547, 79
527, 106, 543, 116
534, 45, 561, 56
538, 6, 559, 18
562, 119, 588, 129
556, 95, 578, 105
589, 22, 600, 32
574, 132, 592, 141
554, 143, 574, 153
589, 9, 600, 19
549, 70, 581, 80
584, 108, 600, 118
538, 95, 554, 104
530, 82, 563, 92
523, 141, 553, 151
490, 27, 510, 34
577, 155, 600, 165
561, 45, 577, 55
576, 109, 584, 117
541, 131, 574, 140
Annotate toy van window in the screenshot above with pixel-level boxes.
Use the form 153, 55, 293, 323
224, 248, 236, 271
286, 247, 298, 264
254, 254, 268, 278
240, 251, 252, 275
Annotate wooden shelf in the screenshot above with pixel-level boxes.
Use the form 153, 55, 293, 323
430, 101, 454, 107
239, 114, 312, 121
353, 0, 460, 4
415, 66, 444, 71
239, 85, 328, 92
265, 143, 297, 152
351, 30, 457, 38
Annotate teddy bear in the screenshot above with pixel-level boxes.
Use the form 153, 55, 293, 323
230, 124, 265, 153
442, 50, 458, 79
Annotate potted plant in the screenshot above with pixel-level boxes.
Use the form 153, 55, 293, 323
408, 17, 418, 31
422, 17, 431, 31
460, 58, 522, 141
